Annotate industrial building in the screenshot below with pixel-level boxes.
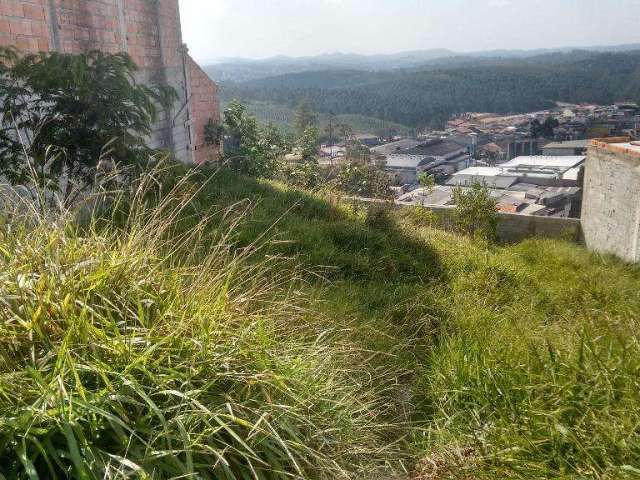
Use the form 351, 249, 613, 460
377, 138, 472, 185
398, 155, 585, 217
542, 140, 589, 156
449, 156, 585, 188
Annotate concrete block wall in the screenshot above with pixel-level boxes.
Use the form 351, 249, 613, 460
0, 0, 221, 164
415, 205, 582, 244
351, 196, 582, 244
582, 139, 640, 263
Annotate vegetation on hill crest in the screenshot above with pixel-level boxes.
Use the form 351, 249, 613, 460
221, 50, 640, 128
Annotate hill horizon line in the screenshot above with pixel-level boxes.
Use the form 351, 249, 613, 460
206, 42, 640, 66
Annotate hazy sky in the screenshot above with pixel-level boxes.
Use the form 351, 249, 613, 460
178, 0, 640, 63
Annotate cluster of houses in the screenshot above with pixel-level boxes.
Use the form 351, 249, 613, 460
446, 103, 640, 141
398, 155, 584, 217
336, 102, 640, 220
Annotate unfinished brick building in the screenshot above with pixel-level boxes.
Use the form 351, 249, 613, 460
0, 0, 220, 164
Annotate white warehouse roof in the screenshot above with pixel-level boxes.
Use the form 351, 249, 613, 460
502, 156, 585, 169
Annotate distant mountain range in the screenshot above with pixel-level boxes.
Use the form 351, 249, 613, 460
206, 44, 640, 83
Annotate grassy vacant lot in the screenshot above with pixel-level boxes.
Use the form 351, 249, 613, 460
1, 166, 639, 479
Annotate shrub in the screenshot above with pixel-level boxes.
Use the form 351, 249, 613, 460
278, 160, 322, 189
335, 162, 393, 199
407, 205, 438, 227
223, 101, 284, 178
0, 48, 174, 199
452, 183, 498, 241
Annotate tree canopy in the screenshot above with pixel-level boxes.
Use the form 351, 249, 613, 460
222, 51, 640, 129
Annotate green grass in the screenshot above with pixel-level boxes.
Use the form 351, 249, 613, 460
0, 171, 403, 479
1, 166, 639, 478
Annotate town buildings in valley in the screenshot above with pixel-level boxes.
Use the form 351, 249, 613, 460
373, 138, 472, 184
445, 103, 640, 141
398, 155, 585, 218
542, 140, 590, 156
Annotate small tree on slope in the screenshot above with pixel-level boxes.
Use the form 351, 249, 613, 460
0, 48, 175, 200
452, 183, 498, 241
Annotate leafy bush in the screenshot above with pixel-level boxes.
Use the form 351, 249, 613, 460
452, 183, 498, 241
408, 205, 438, 227
0, 48, 174, 198
278, 160, 322, 189
223, 101, 290, 178
297, 126, 320, 161
204, 117, 224, 146
334, 162, 393, 199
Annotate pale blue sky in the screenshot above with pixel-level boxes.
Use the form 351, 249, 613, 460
178, 0, 640, 62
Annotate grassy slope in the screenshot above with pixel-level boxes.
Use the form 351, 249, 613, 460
198, 170, 640, 479
2, 167, 639, 478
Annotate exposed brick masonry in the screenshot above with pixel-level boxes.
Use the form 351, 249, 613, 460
0, 0, 220, 164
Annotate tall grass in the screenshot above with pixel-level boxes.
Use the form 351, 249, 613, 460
413, 236, 640, 479
2, 165, 640, 479
0, 166, 401, 479
169, 170, 640, 479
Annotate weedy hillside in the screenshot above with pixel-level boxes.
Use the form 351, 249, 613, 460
1, 165, 639, 479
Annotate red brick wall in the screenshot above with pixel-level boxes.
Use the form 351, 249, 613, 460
0, 0, 51, 52
187, 54, 220, 164
0, 0, 221, 164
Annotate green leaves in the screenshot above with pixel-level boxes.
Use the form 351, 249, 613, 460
0, 50, 174, 195
223, 101, 284, 178
452, 183, 498, 241
335, 162, 393, 199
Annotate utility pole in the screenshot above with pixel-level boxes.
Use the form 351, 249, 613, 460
328, 111, 335, 164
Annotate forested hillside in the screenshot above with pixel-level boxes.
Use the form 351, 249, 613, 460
221, 99, 413, 137
219, 51, 640, 129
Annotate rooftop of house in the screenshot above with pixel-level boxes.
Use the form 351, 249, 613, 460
397, 183, 581, 217
385, 154, 429, 169
542, 140, 590, 150
451, 156, 585, 186
404, 140, 467, 157
371, 139, 423, 156
447, 174, 519, 189
501, 156, 586, 170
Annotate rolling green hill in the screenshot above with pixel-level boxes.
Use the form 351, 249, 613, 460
4, 165, 639, 478
220, 51, 640, 129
